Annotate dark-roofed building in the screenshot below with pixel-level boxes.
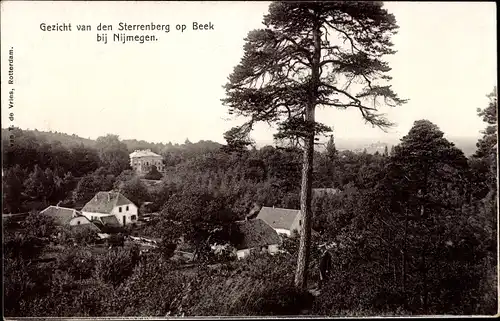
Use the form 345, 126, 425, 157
100, 215, 121, 228
82, 191, 138, 226
256, 206, 302, 237
232, 219, 281, 259
69, 216, 102, 233
40, 206, 79, 226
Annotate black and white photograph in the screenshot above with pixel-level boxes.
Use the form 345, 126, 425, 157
1, 1, 498, 317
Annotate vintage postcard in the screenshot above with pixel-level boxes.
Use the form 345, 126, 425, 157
1, 1, 498, 318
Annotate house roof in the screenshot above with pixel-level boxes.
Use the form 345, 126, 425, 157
312, 188, 340, 196
82, 191, 134, 214
233, 219, 281, 251
256, 207, 300, 230
100, 215, 121, 227
70, 220, 102, 233
129, 149, 161, 158
40, 206, 77, 225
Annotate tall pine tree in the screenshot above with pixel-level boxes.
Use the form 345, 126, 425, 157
223, 2, 406, 288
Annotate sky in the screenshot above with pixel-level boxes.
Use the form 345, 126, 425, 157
1, 1, 497, 146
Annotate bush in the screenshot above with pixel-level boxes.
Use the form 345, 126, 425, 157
58, 227, 99, 246
104, 257, 190, 316
94, 247, 139, 286
56, 247, 96, 280
144, 165, 163, 180
22, 211, 56, 239
3, 232, 44, 260
238, 285, 314, 316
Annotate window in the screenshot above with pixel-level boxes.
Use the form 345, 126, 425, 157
131, 215, 137, 221
126, 205, 129, 211
77, 221, 80, 225
299, 219, 302, 226
119, 207, 122, 213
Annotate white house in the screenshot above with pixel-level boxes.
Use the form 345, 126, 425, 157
255, 206, 302, 237
129, 149, 164, 175
232, 219, 281, 260
255, 206, 320, 238
81, 191, 138, 226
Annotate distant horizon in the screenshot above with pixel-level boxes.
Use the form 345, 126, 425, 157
3, 125, 482, 154
1, 2, 496, 150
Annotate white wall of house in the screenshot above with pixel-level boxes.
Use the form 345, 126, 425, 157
82, 212, 111, 222
236, 249, 251, 259
82, 203, 138, 226
236, 244, 280, 260
111, 203, 138, 226
131, 156, 164, 174
268, 244, 279, 254
275, 228, 291, 237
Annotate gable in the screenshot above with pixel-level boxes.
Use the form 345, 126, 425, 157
233, 219, 281, 251
70, 218, 102, 232
82, 191, 134, 214
256, 207, 300, 230
41, 206, 76, 225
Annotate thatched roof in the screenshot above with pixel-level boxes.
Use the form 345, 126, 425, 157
82, 191, 134, 214
40, 206, 78, 225
233, 219, 281, 251
256, 207, 300, 230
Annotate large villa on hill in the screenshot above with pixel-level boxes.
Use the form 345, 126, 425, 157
129, 149, 164, 175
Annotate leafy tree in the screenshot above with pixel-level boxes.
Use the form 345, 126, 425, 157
95, 134, 130, 175
2, 165, 26, 213
222, 1, 406, 288
474, 87, 497, 159
22, 210, 57, 239
119, 177, 151, 208
69, 144, 101, 177
24, 165, 48, 201
325, 135, 337, 161
73, 168, 116, 205
382, 120, 470, 311
222, 127, 254, 153
144, 165, 163, 180
161, 188, 235, 261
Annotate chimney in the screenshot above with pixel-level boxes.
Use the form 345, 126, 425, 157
107, 193, 110, 202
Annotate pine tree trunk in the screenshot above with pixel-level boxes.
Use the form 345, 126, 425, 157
295, 119, 315, 289
402, 208, 408, 308
294, 20, 321, 290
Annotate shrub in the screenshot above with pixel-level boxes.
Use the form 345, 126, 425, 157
144, 165, 163, 180
94, 247, 139, 286
238, 285, 314, 316
104, 256, 191, 316
55, 247, 95, 280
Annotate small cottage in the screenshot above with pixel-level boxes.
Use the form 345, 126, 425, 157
256, 206, 302, 237
255, 206, 320, 238
40, 205, 79, 226
232, 219, 281, 260
81, 191, 138, 226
